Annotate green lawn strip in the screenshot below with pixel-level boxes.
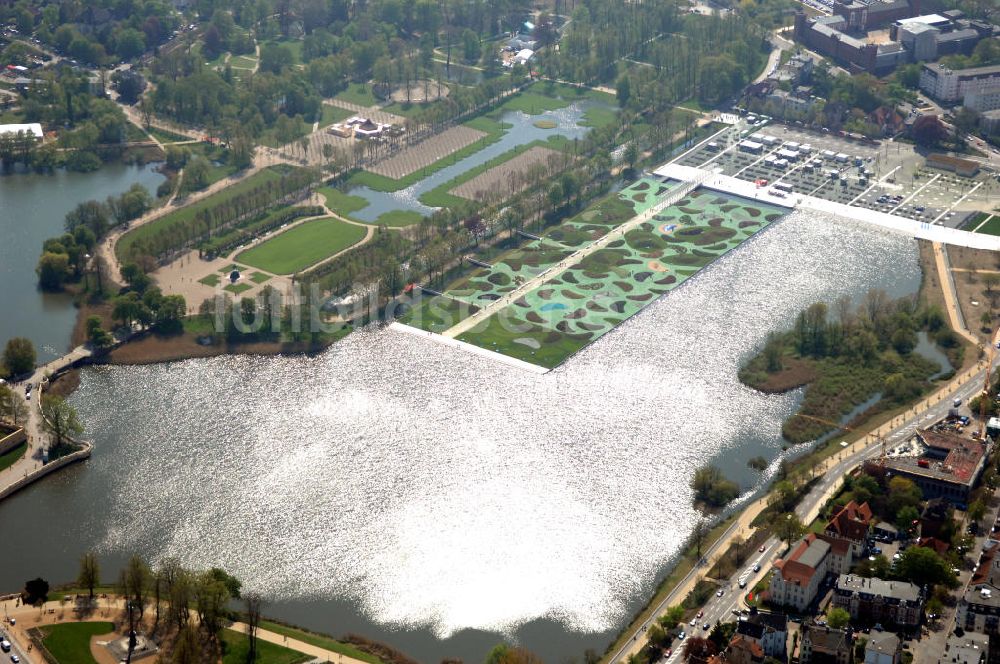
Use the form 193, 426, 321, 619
349, 116, 509, 193
48, 585, 116, 601
0, 441, 26, 472
334, 83, 378, 107
182, 315, 217, 336
319, 104, 353, 128
317, 186, 370, 215
221, 629, 310, 664
218, 263, 248, 274
249, 272, 272, 284
974, 216, 1000, 236
225, 282, 253, 294
117, 167, 289, 261
374, 210, 423, 227
147, 126, 191, 144
258, 621, 381, 664
419, 136, 569, 208
236, 218, 367, 274
457, 314, 591, 369
198, 273, 221, 287
39, 622, 115, 664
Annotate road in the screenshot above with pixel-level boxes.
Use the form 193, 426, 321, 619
614, 345, 996, 663
1, 615, 32, 664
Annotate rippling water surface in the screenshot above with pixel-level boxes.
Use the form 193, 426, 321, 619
0, 211, 921, 662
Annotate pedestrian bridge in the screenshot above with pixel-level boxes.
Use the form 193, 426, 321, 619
654, 163, 1000, 251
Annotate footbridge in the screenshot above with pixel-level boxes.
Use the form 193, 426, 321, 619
654, 163, 1000, 250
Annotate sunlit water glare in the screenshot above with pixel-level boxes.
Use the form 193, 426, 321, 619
53, 210, 920, 656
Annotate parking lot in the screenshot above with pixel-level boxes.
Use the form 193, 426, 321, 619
675, 119, 988, 227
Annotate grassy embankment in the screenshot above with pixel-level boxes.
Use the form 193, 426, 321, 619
257, 621, 382, 664
0, 441, 26, 472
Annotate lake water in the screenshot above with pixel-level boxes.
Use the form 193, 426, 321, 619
347, 104, 599, 222
0, 164, 165, 361
0, 211, 921, 662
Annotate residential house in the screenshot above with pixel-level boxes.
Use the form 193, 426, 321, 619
831, 575, 925, 627
865, 632, 902, 664
729, 635, 766, 664
817, 533, 854, 574
826, 501, 874, 557
800, 623, 852, 664
733, 610, 788, 660
917, 537, 950, 556
770, 534, 831, 611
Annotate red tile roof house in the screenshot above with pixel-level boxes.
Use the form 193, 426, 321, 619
825, 500, 874, 557
770, 534, 831, 611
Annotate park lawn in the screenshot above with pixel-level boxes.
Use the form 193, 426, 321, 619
349, 116, 509, 193
236, 218, 366, 274
335, 83, 378, 107
225, 282, 253, 294
319, 104, 352, 128
973, 215, 1000, 236
198, 273, 221, 287
218, 264, 247, 274
117, 167, 289, 261
374, 210, 423, 227
258, 621, 381, 664
0, 442, 26, 472
230, 55, 258, 69
184, 143, 243, 188
40, 622, 115, 664
147, 126, 190, 144
249, 272, 272, 284
221, 629, 310, 664
263, 39, 303, 63
124, 123, 151, 142
182, 315, 217, 335
317, 186, 370, 216
457, 314, 591, 368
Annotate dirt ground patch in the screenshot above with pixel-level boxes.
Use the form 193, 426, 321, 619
451, 146, 566, 202
747, 357, 819, 393
947, 245, 1000, 345
367, 125, 486, 179
390, 80, 449, 103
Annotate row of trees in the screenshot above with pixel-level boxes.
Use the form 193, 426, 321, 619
123, 167, 318, 264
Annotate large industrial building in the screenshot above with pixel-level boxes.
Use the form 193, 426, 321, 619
793, 5, 996, 75
879, 429, 988, 507
920, 62, 1000, 105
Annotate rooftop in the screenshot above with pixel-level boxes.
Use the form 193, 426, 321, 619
866, 632, 900, 655
882, 430, 986, 485
835, 575, 922, 603
946, 633, 989, 664
776, 535, 830, 585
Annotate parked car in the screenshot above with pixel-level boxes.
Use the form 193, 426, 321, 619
753, 563, 761, 572
716, 589, 724, 597
678, 631, 687, 640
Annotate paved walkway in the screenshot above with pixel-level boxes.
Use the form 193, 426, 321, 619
933, 242, 979, 345
0, 346, 92, 502
441, 174, 708, 338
